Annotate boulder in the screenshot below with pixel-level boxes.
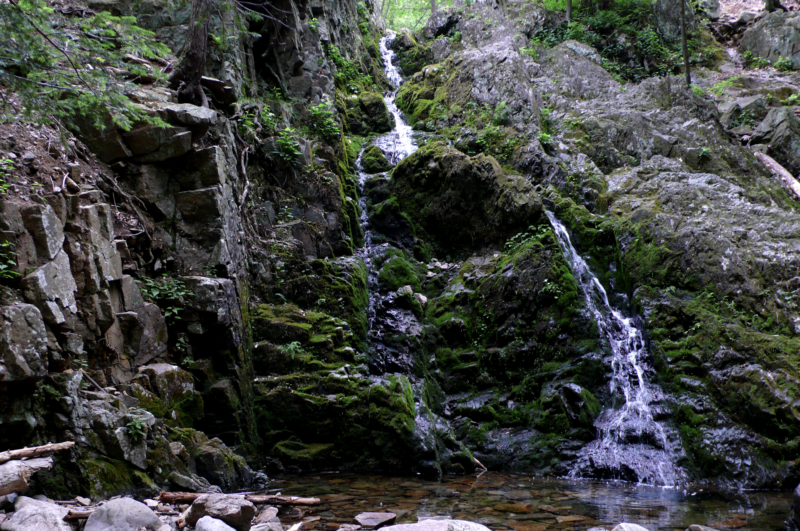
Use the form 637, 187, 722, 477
719, 96, 769, 131
197, 516, 237, 531
252, 524, 283, 531
686, 526, 720, 531
740, 12, 800, 70
84, 497, 162, 531
21, 251, 78, 326
386, 141, 542, 253
0, 496, 71, 531
611, 525, 650, 531
751, 107, 800, 176
185, 494, 256, 531
355, 513, 397, 529
116, 303, 168, 366
345, 93, 394, 135
0, 304, 48, 381
361, 145, 393, 174
653, 0, 697, 44
122, 125, 193, 163
20, 203, 63, 260
381, 521, 491, 531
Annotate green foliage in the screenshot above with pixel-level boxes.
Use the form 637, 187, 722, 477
775, 56, 794, 72
708, 76, 741, 97
741, 50, 770, 69
531, 0, 718, 82
730, 108, 754, 128
308, 17, 319, 32
125, 411, 147, 443
0, 242, 20, 280
278, 341, 305, 358
783, 93, 799, 106
538, 132, 553, 145
505, 225, 551, 254
384, 0, 456, 30
493, 101, 509, 125
307, 102, 340, 142
0, 0, 170, 129
276, 128, 303, 166
0, 157, 13, 195
138, 275, 191, 321
325, 44, 373, 94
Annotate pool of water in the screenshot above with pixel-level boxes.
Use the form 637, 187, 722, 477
271, 473, 792, 531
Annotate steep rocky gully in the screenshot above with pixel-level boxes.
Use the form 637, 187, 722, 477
2, 0, 800, 521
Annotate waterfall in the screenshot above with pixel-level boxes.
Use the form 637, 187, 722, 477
356, 34, 419, 348
546, 211, 685, 486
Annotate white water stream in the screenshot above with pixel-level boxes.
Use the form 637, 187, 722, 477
546, 211, 685, 486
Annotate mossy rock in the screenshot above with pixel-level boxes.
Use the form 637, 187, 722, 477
389, 141, 543, 255
345, 92, 394, 135
361, 145, 393, 173
254, 373, 420, 471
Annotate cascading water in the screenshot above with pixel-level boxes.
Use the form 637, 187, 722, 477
356, 33, 419, 365
546, 211, 685, 486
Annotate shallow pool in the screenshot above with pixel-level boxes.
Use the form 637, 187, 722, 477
272, 473, 792, 531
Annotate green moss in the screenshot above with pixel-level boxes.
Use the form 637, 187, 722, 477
361, 145, 392, 173
376, 249, 424, 292
81, 456, 158, 501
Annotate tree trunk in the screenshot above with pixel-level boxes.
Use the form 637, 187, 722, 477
169, 0, 211, 107
567, 0, 572, 21
0, 457, 53, 496
765, 0, 787, 12
680, 0, 690, 87
0, 441, 74, 465
431, 0, 436, 14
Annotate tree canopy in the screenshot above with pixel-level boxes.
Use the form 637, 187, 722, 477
0, 0, 170, 129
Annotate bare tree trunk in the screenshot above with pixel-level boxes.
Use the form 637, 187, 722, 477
0, 442, 74, 465
169, 0, 211, 107
567, 0, 572, 21
680, 0, 690, 87
765, 0, 787, 11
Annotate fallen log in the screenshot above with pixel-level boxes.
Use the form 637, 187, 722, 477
0, 441, 75, 465
755, 151, 800, 201
64, 509, 95, 520
157, 492, 321, 506
245, 495, 320, 506
0, 457, 54, 496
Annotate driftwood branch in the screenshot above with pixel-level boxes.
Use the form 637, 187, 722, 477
157, 492, 320, 506
754, 151, 800, 201
64, 509, 95, 520
0, 441, 74, 465
0, 457, 53, 496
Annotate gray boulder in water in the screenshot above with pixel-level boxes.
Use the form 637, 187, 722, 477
382, 520, 492, 531
84, 498, 163, 531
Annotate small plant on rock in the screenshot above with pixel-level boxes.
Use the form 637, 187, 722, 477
775, 56, 794, 72
138, 275, 191, 321
0, 242, 20, 280
126, 412, 147, 443
278, 341, 305, 359
308, 102, 340, 142
276, 128, 303, 166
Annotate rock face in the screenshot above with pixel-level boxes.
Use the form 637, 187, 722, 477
386, 141, 542, 254
740, 12, 800, 70
84, 498, 163, 531
196, 517, 237, 531
0, 304, 48, 381
346, 93, 395, 135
